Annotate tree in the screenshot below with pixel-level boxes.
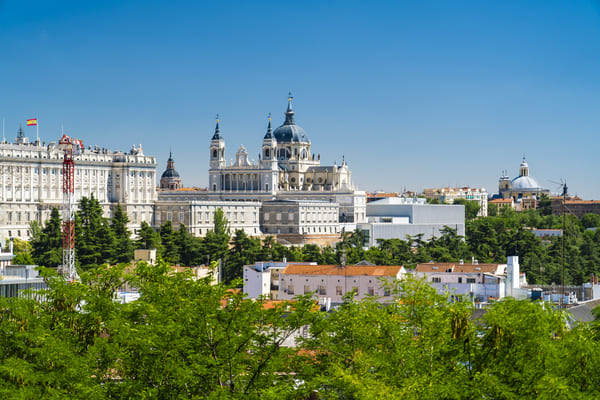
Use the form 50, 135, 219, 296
135, 221, 162, 252
538, 193, 553, 216
110, 204, 134, 263
582, 213, 600, 229
76, 195, 115, 269
204, 209, 231, 278
454, 198, 481, 220
30, 208, 63, 269
158, 220, 179, 264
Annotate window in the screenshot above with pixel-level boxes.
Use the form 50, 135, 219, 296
466, 278, 476, 284
167, 212, 172, 221
319, 286, 326, 295
336, 286, 342, 296
352, 287, 359, 295
304, 285, 310, 294
383, 288, 391, 296
368, 287, 374, 296
288, 285, 294, 295
432, 277, 442, 283
458, 277, 463, 283
179, 212, 184, 222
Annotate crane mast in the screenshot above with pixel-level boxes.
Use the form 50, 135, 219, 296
58, 134, 83, 281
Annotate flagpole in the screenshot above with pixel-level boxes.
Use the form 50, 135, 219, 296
2, 118, 5, 143
36, 120, 39, 142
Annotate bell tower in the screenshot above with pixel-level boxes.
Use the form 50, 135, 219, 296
209, 116, 225, 169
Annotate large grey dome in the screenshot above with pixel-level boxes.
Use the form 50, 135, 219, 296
511, 175, 540, 190
273, 97, 310, 144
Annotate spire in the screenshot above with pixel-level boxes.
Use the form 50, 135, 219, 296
211, 114, 223, 140
284, 92, 295, 125
264, 112, 273, 139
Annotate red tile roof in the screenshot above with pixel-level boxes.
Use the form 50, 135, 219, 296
282, 263, 403, 277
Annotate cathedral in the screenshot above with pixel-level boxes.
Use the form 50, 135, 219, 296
209, 96, 353, 196
206, 96, 365, 225
154, 95, 366, 239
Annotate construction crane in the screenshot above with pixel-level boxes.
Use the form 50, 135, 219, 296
58, 134, 83, 281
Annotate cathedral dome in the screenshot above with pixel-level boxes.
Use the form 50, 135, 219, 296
511, 175, 540, 190
273, 96, 310, 144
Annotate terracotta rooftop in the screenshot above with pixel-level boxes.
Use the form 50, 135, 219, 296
416, 262, 502, 274
489, 199, 514, 204
282, 263, 403, 277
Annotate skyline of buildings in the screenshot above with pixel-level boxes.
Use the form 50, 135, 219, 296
2, 1, 599, 200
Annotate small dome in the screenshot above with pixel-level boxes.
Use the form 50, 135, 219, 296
161, 168, 180, 179
511, 175, 540, 190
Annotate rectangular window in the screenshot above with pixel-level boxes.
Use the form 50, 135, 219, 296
304, 285, 310, 294
458, 277, 463, 284
167, 212, 172, 221
368, 287, 374, 296
466, 278, 476, 284
288, 285, 294, 295
288, 213, 294, 221
336, 286, 342, 296
432, 277, 442, 283
383, 288, 391, 297
319, 286, 326, 295
352, 287, 359, 296
179, 212, 184, 222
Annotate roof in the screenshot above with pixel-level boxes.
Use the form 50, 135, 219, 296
489, 198, 514, 204
282, 263, 403, 277
415, 262, 502, 274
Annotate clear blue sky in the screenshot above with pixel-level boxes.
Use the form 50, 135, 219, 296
2, 0, 600, 198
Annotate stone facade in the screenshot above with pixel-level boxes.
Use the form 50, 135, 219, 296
0, 128, 156, 244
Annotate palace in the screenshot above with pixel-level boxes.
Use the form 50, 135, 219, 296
0, 127, 156, 244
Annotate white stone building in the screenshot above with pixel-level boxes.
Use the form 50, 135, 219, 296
414, 256, 527, 301
243, 260, 317, 300
260, 199, 340, 236
423, 187, 488, 217
279, 263, 406, 303
0, 127, 156, 243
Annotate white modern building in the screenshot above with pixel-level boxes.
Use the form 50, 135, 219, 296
358, 197, 465, 246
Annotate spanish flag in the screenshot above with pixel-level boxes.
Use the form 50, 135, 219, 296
27, 118, 37, 126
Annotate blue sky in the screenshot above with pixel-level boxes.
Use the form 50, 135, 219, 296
1, 0, 600, 198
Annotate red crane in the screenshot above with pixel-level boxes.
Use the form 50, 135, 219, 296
58, 134, 83, 280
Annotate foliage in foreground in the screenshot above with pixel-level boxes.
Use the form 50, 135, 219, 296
1, 265, 600, 399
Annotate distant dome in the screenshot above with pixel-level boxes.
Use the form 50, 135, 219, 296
161, 168, 180, 179
273, 96, 310, 144
511, 175, 540, 190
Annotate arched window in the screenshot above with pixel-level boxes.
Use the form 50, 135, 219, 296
212, 149, 217, 158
